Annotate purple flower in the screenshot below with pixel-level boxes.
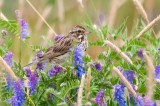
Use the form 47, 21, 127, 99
113, 84, 127, 106
6, 74, 13, 91
144, 96, 156, 106
8, 80, 25, 106
74, 44, 85, 79
24, 67, 32, 77
48, 65, 63, 77
54, 35, 63, 41
117, 66, 123, 72
135, 96, 144, 106
154, 65, 160, 79
123, 70, 135, 84
158, 48, 160, 51
36, 50, 46, 70
95, 62, 102, 71
137, 49, 144, 58
15, 10, 29, 41
95, 89, 105, 106
25, 68, 38, 95
4, 51, 13, 67
20, 19, 29, 40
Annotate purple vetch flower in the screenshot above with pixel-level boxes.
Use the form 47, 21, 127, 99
36, 50, 46, 70
95, 89, 105, 106
137, 49, 144, 58
74, 44, 85, 79
154, 65, 160, 79
48, 65, 63, 77
135, 96, 144, 106
54, 35, 63, 41
20, 19, 29, 40
94, 62, 103, 71
24, 67, 32, 77
8, 80, 25, 106
4, 51, 13, 67
117, 66, 123, 72
113, 84, 127, 106
25, 68, 38, 95
15, 10, 29, 41
144, 96, 156, 106
6, 74, 13, 91
158, 48, 160, 51
123, 70, 135, 84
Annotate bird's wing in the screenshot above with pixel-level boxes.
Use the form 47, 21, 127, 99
39, 36, 74, 62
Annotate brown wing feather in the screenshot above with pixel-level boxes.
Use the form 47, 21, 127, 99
39, 36, 73, 62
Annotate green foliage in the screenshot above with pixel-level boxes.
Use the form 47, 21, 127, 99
0, 19, 18, 35
1, 17, 160, 106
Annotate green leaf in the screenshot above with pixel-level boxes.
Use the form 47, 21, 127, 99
0, 19, 19, 35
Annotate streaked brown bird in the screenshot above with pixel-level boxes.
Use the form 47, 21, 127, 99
25, 25, 89, 67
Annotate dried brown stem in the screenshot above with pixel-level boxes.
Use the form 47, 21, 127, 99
25, 0, 57, 36
0, 56, 18, 81
0, 12, 8, 21
135, 15, 160, 39
104, 40, 133, 65
113, 66, 137, 97
108, 0, 126, 28
143, 51, 155, 98
132, 0, 149, 24
77, 74, 85, 106
35, 6, 52, 32
85, 67, 91, 100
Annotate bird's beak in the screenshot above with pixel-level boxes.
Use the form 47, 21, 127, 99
85, 30, 91, 34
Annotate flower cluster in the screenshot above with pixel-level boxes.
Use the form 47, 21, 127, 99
48, 65, 63, 77
123, 70, 135, 84
135, 96, 144, 106
4, 51, 13, 67
6, 74, 13, 91
15, 10, 29, 41
95, 89, 105, 106
8, 80, 25, 106
74, 44, 85, 79
25, 67, 38, 95
94, 62, 103, 71
36, 50, 46, 70
54, 35, 63, 41
4, 52, 14, 90
113, 84, 127, 106
137, 49, 144, 58
154, 65, 160, 80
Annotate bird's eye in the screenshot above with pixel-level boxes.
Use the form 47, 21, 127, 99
78, 30, 81, 33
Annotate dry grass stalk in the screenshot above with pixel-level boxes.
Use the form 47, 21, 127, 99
77, 74, 85, 106
108, 0, 126, 29
0, 12, 8, 21
135, 14, 160, 39
35, 6, 52, 32
18, 0, 25, 11
113, 66, 137, 97
132, 0, 156, 37
58, 0, 64, 22
77, 0, 84, 8
132, 0, 149, 24
104, 40, 133, 65
143, 51, 155, 98
25, 0, 57, 36
0, 56, 18, 81
85, 67, 91, 100
89, 98, 96, 103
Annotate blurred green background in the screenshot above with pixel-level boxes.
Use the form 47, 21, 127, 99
1, 0, 160, 65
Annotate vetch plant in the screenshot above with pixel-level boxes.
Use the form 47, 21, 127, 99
1, 2, 160, 106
